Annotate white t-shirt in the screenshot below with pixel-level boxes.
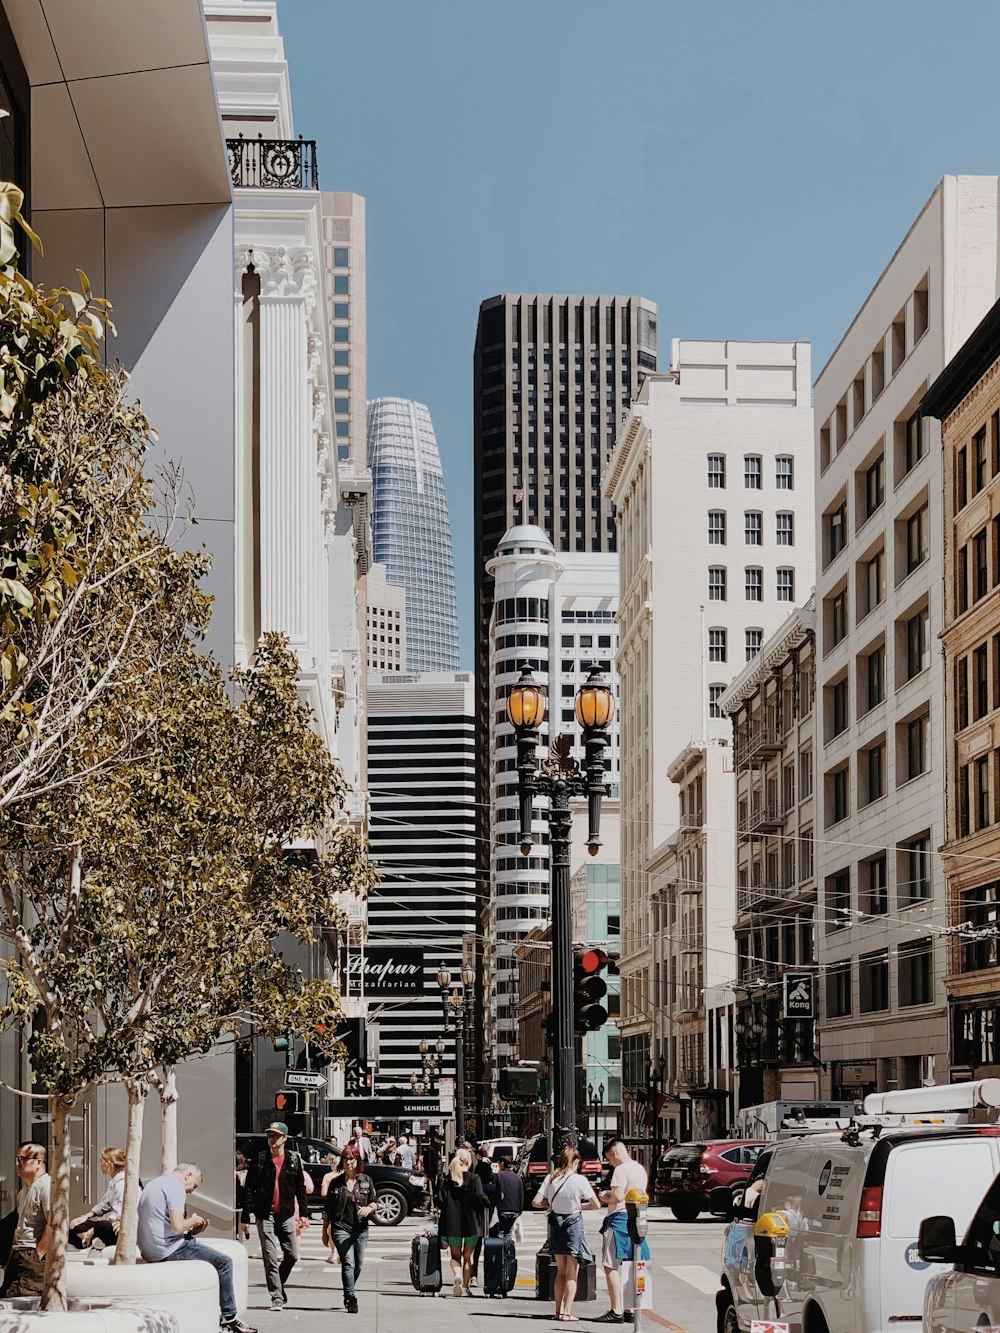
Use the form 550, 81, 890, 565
607, 1159, 647, 1216
538, 1170, 598, 1214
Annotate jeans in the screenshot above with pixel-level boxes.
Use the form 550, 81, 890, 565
497, 1211, 519, 1238
256, 1213, 298, 1300
332, 1228, 368, 1299
161, 1237, 236, 1321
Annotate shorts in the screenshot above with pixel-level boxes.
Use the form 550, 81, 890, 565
444, 1235, 478, 1248
548, 1211, 592, 1261
601, 1228, 624, 1269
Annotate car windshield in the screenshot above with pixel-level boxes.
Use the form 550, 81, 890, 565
298, 1139, 340, 1165
662, 1146, 703, 1168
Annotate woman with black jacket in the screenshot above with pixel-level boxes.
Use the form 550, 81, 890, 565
437, 1147, 488, 1297
322, 1149, 377, 1313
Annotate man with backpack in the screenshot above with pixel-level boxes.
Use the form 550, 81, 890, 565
249, 1121, 309, 1312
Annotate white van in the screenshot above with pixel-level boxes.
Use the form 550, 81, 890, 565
717, 1081, 1000, 1333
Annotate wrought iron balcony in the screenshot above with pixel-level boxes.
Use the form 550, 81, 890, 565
227, 134, 319, 190
737, 803, 785, 839
736, 724, 783, 770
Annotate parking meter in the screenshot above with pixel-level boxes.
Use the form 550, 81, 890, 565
753, 1211, 789, 1299
625, 1187, 648, 1244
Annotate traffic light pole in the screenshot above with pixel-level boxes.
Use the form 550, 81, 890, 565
515, 726, 609, 1153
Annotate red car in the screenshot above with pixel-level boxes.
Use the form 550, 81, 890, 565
654, 1139, 768, 1222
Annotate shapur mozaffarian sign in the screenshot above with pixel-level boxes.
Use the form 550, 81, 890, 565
347, 948, 424, 996
783, 972, 815, 1019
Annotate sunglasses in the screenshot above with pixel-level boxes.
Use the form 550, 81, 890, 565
15, 1154, 40, 1163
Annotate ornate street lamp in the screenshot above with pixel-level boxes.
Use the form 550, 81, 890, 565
507, 662, 614, 1150
438, 966, 476, 1141
588, 1081, 606, 1154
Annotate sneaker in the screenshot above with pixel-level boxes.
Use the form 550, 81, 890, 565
594, 1313, 625, 1325
270, 1298, 284, 1311
469, 1276, 478, 1288
346, 1296, 359, 1313
453, 1277, 463, 1297
222, 1320, 258, 1333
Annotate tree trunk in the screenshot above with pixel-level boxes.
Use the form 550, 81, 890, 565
115, 1077, 146, 1264
41, 1092, 75, 1311
158, 1064, 178, 1172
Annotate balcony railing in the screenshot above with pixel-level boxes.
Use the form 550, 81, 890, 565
737, 804, 785, 838
679, 811, 705, 832
227, 134, 319, 190
737, 882, 787, 916
736, 725, 783, 770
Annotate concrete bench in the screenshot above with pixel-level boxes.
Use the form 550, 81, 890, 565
0, 1300, 179, 1331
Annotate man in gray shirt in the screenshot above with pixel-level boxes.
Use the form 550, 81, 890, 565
0, 1142, 50, 1297
137, 1162, 256, 1333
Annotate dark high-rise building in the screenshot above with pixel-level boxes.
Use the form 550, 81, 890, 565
472, 294, 658, 1110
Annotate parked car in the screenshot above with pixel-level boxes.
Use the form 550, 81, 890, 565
514, 1133, 603, 1203
236, 1133, 427, 1226
477, 1138, 523, 1164
920, 1167, 1000, 1333
716, 1124, 1000, 1333
655, 1140, 768, 1222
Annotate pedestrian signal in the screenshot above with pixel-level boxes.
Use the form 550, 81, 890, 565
574, 948, 609, 1032
274, 1089, 299, 1115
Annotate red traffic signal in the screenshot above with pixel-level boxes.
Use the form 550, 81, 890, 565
274, 1089, 299, 1115
580, 948, 608, 975
574, 948, 609, 1032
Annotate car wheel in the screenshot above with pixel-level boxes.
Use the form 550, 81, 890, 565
721, 1298, 740, 1333
374, 1186, 408, 1226
671, 1202, 700, 1223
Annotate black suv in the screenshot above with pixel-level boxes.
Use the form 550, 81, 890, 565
237, 1134, 426, 1226
514, 1133, 605, 1204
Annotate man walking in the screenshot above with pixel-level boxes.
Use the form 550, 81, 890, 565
350, 1123, 373, 1166
596, 1137, 649, 1324
0, 1143, 50, 1298
494, 1157, 524, 1237
395, 1135, 417, 1171
250, 1121, 309, 1312
137, 1161, 255, 1333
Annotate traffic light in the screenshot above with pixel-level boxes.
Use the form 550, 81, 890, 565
297, 1014, 340, 1070
574, 947, 609, 1032
274, 1089, 299, 1116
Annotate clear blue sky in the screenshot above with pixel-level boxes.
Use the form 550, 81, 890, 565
281, 0, 1000, 669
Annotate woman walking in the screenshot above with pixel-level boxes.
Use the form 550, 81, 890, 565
533, 1145, 600, 1322
438, 1147, 488, 1297
323, 1148, 377, 1313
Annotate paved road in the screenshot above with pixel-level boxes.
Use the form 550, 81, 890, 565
238, 1204, 724, 1331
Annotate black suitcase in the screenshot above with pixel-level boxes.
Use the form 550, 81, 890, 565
483, 1233, 517, 1297
410, 1232, 442, 1295
536, 1250, 597, 1302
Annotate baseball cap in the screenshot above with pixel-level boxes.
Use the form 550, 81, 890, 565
265, 1122, 289, 1135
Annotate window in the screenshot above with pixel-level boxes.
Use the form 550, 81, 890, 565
913, 283, 929, 342
831, 588, 848, 645
334, 398, 350, 415
864, 740, 886, 804
776, 513, 794, 546
860, 951, 890, 1012
334, 275, 349, 295
708, 567, 727, 601
865, 454, 885, 517
334, 303, 350, 320
334, 350, 349, 366
708, 511, 726, 545
831, 677, 849, 737
864, 644, 885, 710
709, 684, 726, 719
827, 962, 852, 1018
905, 503, 928, 574
905, 606, 929, 679
958, 447, 968, 510
800, 828, 814, 880
977, 753, 992, 831
863, 854, 888, 915
899, 937, 933, 1007
744, 455, 762, 489
745, 511, 762, 545
974, 426, 989, 495
776, 456, 793, 490
708, 628, 727, 662
745, 568, 763, 601
333, 247, 349, 267
827, 869, 851, 929
334, 326, 349, 343
745, 628, 763, 662
334, 374, 350, 391
900, 834, 931, 904
777, 568, 794, 602
829, 502, 848, 560
904, 713, 928, 781
864, 549, 884, 616
829, 765, 849, 825
974, 528, 989, 603
904, 410, 924, 473
708, 455, 726, 488
800, 748, 813, 799
975, 643, 990, 719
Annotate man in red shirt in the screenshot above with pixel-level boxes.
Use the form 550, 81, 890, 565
249, 1122, 309, 1312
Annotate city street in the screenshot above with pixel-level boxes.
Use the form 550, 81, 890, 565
240, 1206, 722, 1331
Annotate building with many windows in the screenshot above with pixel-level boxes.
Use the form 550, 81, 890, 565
923, 296, 1000, 1081
813, 176, 1000, 1101
367, 396, 459, 672
720, 602, 818, 1109
605, 339, 814, 1139
365, 563, 406, 672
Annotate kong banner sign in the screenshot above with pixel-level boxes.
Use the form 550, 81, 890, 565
783, 972, 815, 1019
347, 948, 424, 997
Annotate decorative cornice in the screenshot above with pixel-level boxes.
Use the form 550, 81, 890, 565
235, 244, 318, 314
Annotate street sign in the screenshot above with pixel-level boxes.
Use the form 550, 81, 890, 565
438, 1076, 455, 1113
285, 1070, 327, 1090
783, 972, 815, 1019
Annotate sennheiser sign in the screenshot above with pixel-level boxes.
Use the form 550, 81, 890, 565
347, 948, 424, 997
783, 972, 815, 1019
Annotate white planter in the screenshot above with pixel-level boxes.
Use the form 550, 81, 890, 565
0, 1301, 178, 1331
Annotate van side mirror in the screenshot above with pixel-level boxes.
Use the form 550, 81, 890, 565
918, 1215, 959, 1264
710, 1186, 735, 1221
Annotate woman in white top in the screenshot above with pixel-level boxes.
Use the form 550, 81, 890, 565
533, 1145, 600, 1322
68, 1146, 126, 1250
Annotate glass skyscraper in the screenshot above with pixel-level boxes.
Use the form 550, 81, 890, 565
367, 397, 459, 671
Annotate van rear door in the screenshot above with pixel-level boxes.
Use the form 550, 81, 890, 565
880, 1136, 999, 1326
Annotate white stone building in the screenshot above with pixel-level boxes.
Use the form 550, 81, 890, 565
606, 339, 815, 1135
366, 563, 407, 673
814, 176, 1000, 1099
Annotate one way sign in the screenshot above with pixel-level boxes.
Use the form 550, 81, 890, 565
783, 972, 815, 1019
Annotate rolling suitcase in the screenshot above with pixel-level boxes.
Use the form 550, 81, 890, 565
536, 1250, 597, 1302
576, 1257, 598, 1301
483, 1233, 517, 1297
410, 1232, 443, 1295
